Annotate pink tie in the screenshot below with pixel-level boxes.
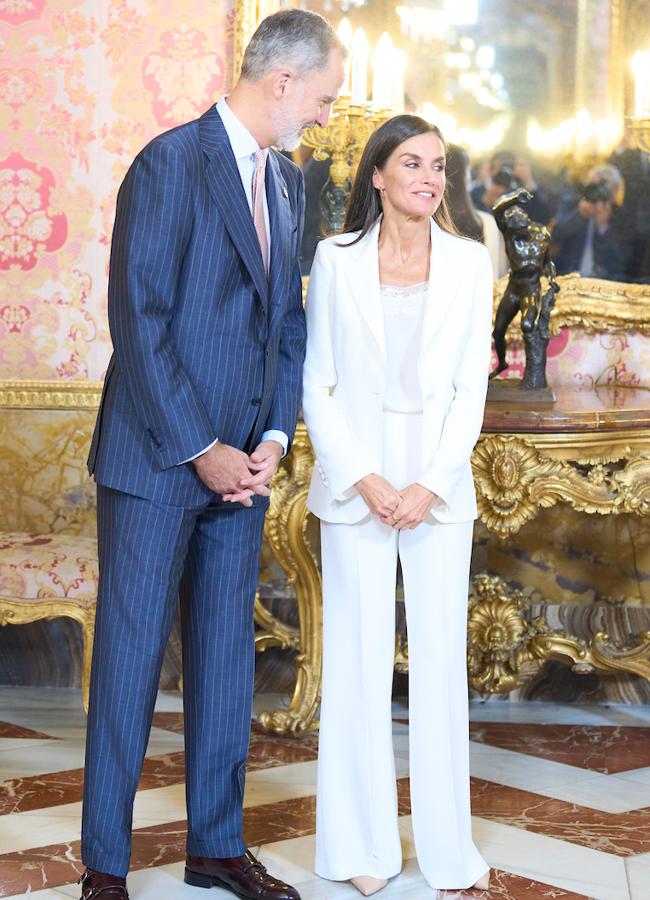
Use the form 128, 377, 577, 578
252, 149, 269, 275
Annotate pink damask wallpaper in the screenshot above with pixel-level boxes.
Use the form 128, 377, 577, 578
0, 0, 234, 381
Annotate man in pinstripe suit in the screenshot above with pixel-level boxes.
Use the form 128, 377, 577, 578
79, 12, 345, 900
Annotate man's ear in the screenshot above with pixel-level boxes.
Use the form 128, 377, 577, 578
271, 70, 292, 99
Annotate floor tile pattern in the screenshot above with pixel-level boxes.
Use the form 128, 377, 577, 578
1, 690, 649, 899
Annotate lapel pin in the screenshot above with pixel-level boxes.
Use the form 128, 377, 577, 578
282, 187, 289, 198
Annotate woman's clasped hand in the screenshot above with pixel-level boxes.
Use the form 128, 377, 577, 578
354, 474, 438, 530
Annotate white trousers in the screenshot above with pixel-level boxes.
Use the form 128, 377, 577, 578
315, 412, 487, 891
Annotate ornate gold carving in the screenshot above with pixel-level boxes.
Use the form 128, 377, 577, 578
301, 102, 391, 189
494, 274, 650, 339
473, 434, 650, 537
0, 381, 102, 409
467, 574, 650, 693
0, 597, 95, 712
254, 593, 300, 653
255, 423, 321, 734
394, 635, 409, 673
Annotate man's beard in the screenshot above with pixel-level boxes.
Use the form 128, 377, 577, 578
272, 102, 314, 151
276, 121, 303, 150
275, 123, 305, 151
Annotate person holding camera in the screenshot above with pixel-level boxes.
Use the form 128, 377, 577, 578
550, 177, 633, 281
471, 151, 552, 224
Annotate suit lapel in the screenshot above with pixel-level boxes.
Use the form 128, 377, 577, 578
420, 219, 459, 351
266, 151, 293, 324
344, 217, 460, 363
199, 106, 269, 310
345, 220, 385, 360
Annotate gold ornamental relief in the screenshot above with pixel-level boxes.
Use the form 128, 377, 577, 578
468, 574, 540, 693
256, 423, 322, 734
0, 381, 102, 409
473, 434, 650, 537
467, 574, 650, 694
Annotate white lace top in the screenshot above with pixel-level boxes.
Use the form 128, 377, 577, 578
380, 281, 427, 413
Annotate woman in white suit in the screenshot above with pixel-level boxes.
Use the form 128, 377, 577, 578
302, 116, 493, 896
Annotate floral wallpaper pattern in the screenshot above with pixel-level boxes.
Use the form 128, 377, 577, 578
1, 1, 649, 388
0, 0, 234, 381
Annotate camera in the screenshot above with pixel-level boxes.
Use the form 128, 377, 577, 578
581, 180, 612, 204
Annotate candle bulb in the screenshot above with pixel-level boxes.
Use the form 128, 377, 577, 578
390, 49, 407, 113
632, 50, 650, 118
372, 33, 393, 109
351, 28, 369, 104
337, 17, 353, 95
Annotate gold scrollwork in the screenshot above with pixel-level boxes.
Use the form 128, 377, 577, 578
254, 592, 300, 653
301, 102, 391, 189
467, 574, 650, 694
0, 598, 95, 712
255, 423, 322, 734
472, 433, 650, 537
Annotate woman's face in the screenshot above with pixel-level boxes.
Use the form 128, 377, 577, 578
372, 132, 446, 220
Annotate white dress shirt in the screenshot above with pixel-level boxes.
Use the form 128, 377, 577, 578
181, 97, 288, 463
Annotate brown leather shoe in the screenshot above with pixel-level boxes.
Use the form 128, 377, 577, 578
78, 868, 129, 899
185, 850, 300, 899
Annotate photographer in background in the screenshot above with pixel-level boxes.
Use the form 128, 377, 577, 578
472, 150, 552, 224
550, 178, 633, 281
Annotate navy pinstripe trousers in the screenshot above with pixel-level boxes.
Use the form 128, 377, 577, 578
81, 485, 267, 876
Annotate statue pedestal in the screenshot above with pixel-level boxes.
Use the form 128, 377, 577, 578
487, 378, 555, 404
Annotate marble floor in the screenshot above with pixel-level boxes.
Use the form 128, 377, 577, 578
1, 690, 650, 899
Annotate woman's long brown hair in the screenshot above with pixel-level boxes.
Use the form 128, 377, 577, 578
340, 114, 458, 246
444, 144, 484, 243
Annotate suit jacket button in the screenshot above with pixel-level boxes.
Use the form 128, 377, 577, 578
251, 398, 262, 406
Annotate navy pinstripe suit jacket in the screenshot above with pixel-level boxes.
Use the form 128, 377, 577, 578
88, 105, 306, 508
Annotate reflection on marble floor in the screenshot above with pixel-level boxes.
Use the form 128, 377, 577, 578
1, 690, 650, 899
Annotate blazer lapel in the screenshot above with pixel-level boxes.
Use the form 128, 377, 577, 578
345, 219, 385, 360
266, 151, 293, 323
420, 219, 459, 352
199, 106, 269, 310
343, 218, 460, 363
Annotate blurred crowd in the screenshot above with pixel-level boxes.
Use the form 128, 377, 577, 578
298, 138, 650, 284
449, 143, 650, 283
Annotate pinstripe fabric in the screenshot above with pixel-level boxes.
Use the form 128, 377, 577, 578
82, 105, 305, 877
88, 105, 306, 508
82, 487, 267, 874
180, 500, 266, 856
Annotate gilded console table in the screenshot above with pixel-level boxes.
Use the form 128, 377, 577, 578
254, 385, 650, 734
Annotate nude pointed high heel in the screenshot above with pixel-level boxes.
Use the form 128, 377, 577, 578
472, 870, 491, 892
349, 875, 388, 896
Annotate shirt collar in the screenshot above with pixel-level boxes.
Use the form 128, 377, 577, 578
216, 96, 268, 163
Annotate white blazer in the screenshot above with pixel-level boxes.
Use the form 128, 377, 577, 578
302, 217, 494, 525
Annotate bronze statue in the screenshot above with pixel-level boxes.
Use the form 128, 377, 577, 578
490, 187, 560, 391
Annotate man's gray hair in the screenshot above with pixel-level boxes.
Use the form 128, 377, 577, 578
241, 9, 346, 82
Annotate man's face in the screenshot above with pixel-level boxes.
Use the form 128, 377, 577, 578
271, 47, 345, 150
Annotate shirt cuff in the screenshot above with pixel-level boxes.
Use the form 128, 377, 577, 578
260, 430, 289, 457
179, 437, 219, 465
